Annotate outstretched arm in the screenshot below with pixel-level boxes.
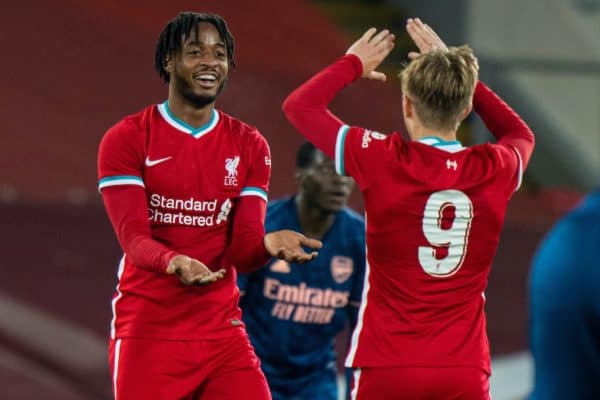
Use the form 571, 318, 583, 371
98, 123, 224, 286
224, 134, 322, 273
101, 186, 225, 285
101, 186, 177, 273
224, 195, 271, 273
225, 196, 322, 273
282, 29, 395, 158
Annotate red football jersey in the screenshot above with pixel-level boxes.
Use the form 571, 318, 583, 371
282, 54, 535, 374
98, 102, 271, 340
340, 129, 524, 373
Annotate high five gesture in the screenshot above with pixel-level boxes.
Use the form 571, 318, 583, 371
346, 28, 395, 81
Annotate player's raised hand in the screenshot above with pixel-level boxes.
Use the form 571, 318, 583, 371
264, 230, 323, 264
166, 255, 226, 286
346, 27, 395, 82
406, 18, 448, 60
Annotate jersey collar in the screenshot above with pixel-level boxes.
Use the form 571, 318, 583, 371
157, 101, 220, 139
418, 136, 465, 153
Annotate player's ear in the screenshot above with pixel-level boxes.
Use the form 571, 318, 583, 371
294, 170, 304, 184
402, 94, 413, 118
458, 102, 473, 123
164, 55, 174, 74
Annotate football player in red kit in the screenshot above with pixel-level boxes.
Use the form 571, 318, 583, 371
98, 12, 321, 400
283, 18, 534, 400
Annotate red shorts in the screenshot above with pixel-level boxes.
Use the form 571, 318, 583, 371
109, 333, 270, 400
349, 366, 490, 400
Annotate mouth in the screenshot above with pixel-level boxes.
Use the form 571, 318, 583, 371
327, 190, 349, 203
193, 72, 219, 89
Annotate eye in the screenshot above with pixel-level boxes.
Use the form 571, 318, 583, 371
216, 51, 227, 59
317, 165, 336, 175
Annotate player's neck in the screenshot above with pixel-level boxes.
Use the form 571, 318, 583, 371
409, 124, 457, 142
166, 94, 215, 129
295, 195, 335, 240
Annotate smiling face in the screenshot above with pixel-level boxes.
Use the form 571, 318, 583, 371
165, 22, 229, 108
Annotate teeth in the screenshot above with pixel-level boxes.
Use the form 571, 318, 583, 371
198, 74, 216, 81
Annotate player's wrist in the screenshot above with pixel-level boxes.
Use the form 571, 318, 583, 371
342, 54, 364, 80
162, 250, 180, 273
262, 233, 274, 257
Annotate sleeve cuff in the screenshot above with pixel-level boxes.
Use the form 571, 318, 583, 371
342, 54, 364, 80
161, 250, 179, 272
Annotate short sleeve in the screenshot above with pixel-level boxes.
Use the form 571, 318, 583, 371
97, 120, 145, 191
335, 125, 394, 190
240, 131, 271, 202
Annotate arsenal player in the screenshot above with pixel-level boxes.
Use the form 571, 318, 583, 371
238, 142, 365, 400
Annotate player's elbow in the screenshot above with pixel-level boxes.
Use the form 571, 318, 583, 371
520, 117, 536, 148
282, 95, 295, 121
282, 92, 305, 125
527, 128, 535, 148
520, 127, 536, 164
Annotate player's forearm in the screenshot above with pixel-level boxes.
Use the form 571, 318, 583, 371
125, 236, 177, 273
102, 187, 175, 273
227, 234, 271, 273
282, 54, 363, 159
225, 196, 271, 273
473, 81, 535, 164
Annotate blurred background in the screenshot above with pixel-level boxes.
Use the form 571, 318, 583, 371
1, 0, 598, 399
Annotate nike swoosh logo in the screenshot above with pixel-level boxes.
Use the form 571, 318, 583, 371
145, 156, 172, 167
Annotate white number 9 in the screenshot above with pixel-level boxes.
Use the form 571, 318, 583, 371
418, 190, 473, 277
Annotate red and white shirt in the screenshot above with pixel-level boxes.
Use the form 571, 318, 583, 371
283, 54, 535, 373
98, 102, 271, 340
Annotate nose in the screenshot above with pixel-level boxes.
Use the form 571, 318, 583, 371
200, 53, 218, 66
332, 173, 352, 186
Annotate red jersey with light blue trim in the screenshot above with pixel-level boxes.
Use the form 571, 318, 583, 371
282, 54, 535, 374
339, 130, 523, 373
98, 102, 271, 340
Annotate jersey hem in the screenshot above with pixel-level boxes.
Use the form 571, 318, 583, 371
110, 325, 247, 342
346, 361, 491, 375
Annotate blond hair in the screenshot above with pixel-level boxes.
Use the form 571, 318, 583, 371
400, 46, 479, 131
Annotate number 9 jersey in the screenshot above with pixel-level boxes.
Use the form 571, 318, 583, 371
337, 125, 529, 374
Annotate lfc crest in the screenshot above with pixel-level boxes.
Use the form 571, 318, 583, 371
224, 156, 240, 186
